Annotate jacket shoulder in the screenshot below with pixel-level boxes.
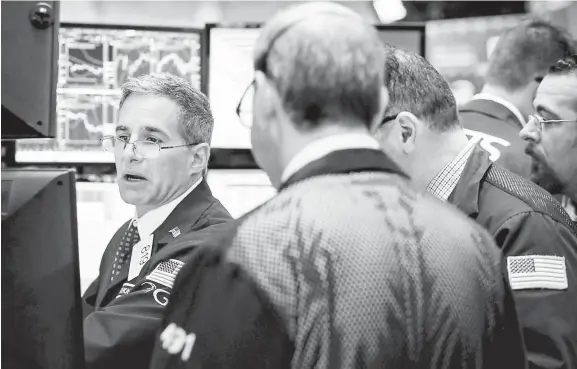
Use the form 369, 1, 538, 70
483, 165, 577, 235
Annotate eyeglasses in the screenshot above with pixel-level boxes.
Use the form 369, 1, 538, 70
101, 136, 198, 159
236, 80, 255, 128
236, 16, 313, 129
528, 114, 577, 131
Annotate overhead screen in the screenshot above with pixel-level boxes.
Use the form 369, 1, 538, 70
206, 23, 425, 150
16, 24, 202, 164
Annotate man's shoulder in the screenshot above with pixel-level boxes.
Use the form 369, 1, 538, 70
481, 164, 577, 235
254, 172, 496, 252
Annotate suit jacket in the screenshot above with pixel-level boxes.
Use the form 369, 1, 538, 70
82, 180, 232, 369
448, 146, 577, 369
149, 148, 527, 369
460, 99, 532, 179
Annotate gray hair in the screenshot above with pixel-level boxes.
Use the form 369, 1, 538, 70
383, 46, 459, 132
119, 74, 214, 145
255, 3, 385, 129
486, 18, 574, 91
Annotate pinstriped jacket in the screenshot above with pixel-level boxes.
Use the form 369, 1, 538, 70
150, 148, 527, 369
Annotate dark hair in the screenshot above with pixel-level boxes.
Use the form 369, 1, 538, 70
549, 54, 577, 75
485, 18, 574, 91
120, 74, 214, 145
382, 45, 459, 132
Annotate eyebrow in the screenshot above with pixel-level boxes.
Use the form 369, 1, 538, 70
114, 125, 169, 138
535, 105, 561, 120
142, 126, 169, 139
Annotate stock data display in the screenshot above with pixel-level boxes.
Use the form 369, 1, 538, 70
16, 26, 202, 163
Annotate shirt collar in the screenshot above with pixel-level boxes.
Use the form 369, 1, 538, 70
472, 93, 526, 126
280, 132, 380, 184
427, 140, 476, 202
132, 177, 202, 239
562, 196, 577, 222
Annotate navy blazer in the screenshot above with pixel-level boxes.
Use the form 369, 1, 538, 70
460, 99, 532, 179
82, 180, 232, 369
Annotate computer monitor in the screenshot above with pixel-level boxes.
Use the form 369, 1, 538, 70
204, 22, 426, 158
1, 168, 84, 369
1, 1, 60, 139
15, 23, 203, 164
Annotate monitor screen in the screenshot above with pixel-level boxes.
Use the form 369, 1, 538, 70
1, 168, 84, 369
15, 24, 202, 164
205, 23, 425, 151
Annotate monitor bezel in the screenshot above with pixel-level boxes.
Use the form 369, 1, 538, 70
14, 22, 204, 166
204, 22, 426, 169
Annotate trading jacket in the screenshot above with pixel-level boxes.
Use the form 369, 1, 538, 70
149, 148, 527, 369
448, 146, 577, 369
460, 99, 532, 179
83, 180, 232, 369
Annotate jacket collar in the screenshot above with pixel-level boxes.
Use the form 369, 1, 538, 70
460, 99, 524, 130
279, 148, 408, 191
100, 180, 219, 304
447, 144, 492, 218
153, 179, 217, 246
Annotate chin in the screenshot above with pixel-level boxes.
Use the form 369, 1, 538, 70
118, 189, 148, 206
530, 164, 563, 195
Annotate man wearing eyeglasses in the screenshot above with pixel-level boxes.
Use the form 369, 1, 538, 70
82, 74, 232, 369
374, 46, 577, 369
459, 19, 574, 179
521, 55, 577, 225
148, 3, 528, 369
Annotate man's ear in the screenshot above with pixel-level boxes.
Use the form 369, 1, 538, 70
396, 111, 420, 154
189, 143, 211, 175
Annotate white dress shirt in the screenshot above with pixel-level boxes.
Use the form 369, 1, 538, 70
280, 133, 380, 184
472, 93, 526, 126
127, 177, 202, 280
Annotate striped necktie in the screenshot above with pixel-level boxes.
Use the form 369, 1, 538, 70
110, 222, 140, 283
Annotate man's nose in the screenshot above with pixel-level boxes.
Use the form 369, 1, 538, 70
519, 120, 540, 143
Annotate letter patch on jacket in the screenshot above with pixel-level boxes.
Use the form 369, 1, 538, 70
507, 255, 568, 290
160, 323, 196, 362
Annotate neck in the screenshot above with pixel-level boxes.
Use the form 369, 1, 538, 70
566, 183, 577, 205
135, 175, 200, 218
481, 84, 527, 116
280, 124, 369, 174
412, 129, 470, 192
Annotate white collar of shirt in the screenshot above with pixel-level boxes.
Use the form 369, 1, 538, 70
472, 93, 526, 126
132, 177, 202, 239
562, 196, 577, 222
280, 133, 380, 184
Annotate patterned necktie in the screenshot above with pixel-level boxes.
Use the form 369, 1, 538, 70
110, 221, 140, 283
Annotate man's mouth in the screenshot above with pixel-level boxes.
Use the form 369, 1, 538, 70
124, 174, 146, 182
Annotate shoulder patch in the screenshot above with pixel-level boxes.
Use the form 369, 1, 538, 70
507, 255, 568, 290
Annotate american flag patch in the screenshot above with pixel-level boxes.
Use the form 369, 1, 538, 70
507, 255, 568, 290
146, 259, 185, 289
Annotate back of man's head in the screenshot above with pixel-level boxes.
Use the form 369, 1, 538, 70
485, 18, 574, 92
383, 45, 459, 132
254, 2, 385, 129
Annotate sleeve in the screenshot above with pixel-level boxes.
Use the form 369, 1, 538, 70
149, 246, 294, 369
495, 212, 577, 369
82, 277, 99, 318
83, 258, 185, 369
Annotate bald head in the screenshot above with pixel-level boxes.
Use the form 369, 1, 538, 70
254, 2, 385, 129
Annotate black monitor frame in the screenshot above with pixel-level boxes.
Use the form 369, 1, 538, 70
1, 168, 84, 369
204, 22, 426, 170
